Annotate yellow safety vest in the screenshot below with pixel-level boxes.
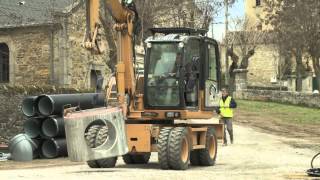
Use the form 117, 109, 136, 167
219, 96, 233, 118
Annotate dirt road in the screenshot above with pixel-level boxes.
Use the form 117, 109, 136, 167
0, 124, 317, 180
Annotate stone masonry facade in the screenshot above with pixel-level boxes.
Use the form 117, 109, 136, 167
0, 2, 110, 89
0, 2, 111, 145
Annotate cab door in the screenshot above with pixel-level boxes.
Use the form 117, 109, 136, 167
204, 41, 220, 109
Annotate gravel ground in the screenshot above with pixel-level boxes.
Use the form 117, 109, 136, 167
0, 124, 317, 180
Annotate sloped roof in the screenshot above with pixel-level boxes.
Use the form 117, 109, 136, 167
0, 0, 82, 28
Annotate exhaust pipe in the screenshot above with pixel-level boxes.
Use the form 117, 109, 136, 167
23, 118, 43, 138
41, 117, 65, 138
41, 138, 68, 158
21, 96, 37, 117
36, 93, 106, 116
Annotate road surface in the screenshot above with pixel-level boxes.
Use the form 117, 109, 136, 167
0, 124, 317, 180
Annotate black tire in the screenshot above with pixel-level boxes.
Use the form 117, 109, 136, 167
132, 153, 151, 164
95, 125, 109, 147
85, 125, 116, 168
123, 153, 151, 164
168, 127, 190, 170
87, 160, 100, 168
85, 125, 102, 168
96, 157, 118, 168
158, 127, 173, 169
122, 154, 135, 164
84, 125, 101, 148
190, 150, 200, 166
199, 127, 217, 166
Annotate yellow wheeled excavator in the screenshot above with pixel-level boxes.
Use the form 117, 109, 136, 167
64, 0, 224, 170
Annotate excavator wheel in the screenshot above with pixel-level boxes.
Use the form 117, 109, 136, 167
85, 125, 102, 168
190, 150, 201, 166
85, 125, 117, 168
95, 125, 109, 147
123, 153, 151, 164
157, 127, 173, 169
168, 127, 190, 170
87, 160, 100, 168
95, 125, 117, 168
96, 157, 118, 168
198, 127, 217, 166
122, 154, 135, 164
84, 125, 101, 148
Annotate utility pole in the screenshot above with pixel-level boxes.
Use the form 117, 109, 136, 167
211, 21, 214, 38
224, 0, 229, 86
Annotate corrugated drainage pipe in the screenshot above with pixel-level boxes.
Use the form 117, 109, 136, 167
21, 96, 37, 117
41, 138, 68, 159
41, 117, 65, 138
36, 93, 106, 116
23, 118, 43, 138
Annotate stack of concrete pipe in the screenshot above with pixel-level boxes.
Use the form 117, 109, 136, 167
18, 93, 106, 160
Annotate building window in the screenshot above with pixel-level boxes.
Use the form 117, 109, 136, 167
90, 70, 102, 91
0, 43, 9, 83
256, 0, 261, 6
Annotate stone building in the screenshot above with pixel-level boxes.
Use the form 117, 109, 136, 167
222, 0, 315, 91
0, 0, 110, 89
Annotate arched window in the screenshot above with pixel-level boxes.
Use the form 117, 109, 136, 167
0, 43, 9, 83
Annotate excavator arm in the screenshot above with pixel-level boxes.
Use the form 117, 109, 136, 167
83, 0, 138, 113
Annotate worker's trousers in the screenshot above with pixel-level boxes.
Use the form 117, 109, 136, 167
220, 117, 233, 144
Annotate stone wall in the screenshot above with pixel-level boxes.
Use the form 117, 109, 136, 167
0, 27, 52, 86
0, 2, 110, 89
0, 85, 93, 145
234, 89, 320, 108
53, 3, 110, 89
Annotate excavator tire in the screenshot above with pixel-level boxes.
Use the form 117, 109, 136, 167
95, 125, 109, 147
168, 127, 190, 170
123, 153, 151, 164
190, 150, 201, 166
95, 125, 117, 168
85, 125, 102, 168
84, 125, 101, 148
158, 127, 173, 169
87, 160, 100, 168
122, 154, 135, 164
85, 125, 117, 168
131, 153, 151, 164
198, 127, 217, 166
96, 157, 118, 168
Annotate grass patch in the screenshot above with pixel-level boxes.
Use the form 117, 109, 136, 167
237, 100, 320, 124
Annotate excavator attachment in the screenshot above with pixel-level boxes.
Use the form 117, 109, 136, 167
64, 107, 128, 162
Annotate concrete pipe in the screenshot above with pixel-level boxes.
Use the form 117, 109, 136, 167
23, 118, 43, 138
41, 117, 65, 138
41, 138, 68, 159
21, 96, 37, 117
36, 93, 106, 116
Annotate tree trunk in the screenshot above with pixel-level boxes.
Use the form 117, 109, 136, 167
240, 49, 255, 69
312, 56, 320, 91
295, 49, 304, 92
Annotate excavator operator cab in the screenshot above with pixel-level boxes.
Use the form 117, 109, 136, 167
144, 28, 221, 110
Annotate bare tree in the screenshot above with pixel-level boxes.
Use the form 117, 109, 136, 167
264, 0, 320, 91
226, 17, 267, 73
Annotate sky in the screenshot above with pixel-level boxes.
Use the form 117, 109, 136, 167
209, 0, 245, 41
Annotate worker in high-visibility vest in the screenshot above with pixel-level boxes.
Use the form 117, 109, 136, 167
215, 88, 237, 145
